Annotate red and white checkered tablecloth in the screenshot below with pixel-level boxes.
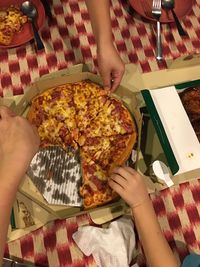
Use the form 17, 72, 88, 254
1, 0, 200, 97
2, 0, 200, 266
4, 179, 200, 267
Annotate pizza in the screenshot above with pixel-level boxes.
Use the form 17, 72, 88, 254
179, 87, 200, 142
81, 134, 136, 170
27, 80, 137, 209
0, 6, 28, 46
80, 157, 119, 208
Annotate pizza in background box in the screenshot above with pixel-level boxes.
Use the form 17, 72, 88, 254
27, 80, 137, 209
179, 86, 200, 141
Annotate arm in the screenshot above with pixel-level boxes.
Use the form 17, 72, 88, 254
85, 0, 125, 92
0, 106, 39, 265
109, 167, 179, 267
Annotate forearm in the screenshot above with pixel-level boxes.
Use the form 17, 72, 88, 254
0, 169, 24, 265
85, 0, 113, 46
132, 198, 179, 267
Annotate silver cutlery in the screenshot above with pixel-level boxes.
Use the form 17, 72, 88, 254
162, 0, 188, 37
21, 1, 45, 51
152, 0, 163, 61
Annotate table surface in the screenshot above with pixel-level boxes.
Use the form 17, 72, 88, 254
1, 0, 200, 97
2, 0, 200, 266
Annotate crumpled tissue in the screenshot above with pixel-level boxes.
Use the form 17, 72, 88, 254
73, 216, 139, 267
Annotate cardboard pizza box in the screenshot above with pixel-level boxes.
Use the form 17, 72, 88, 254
2, 62, 200, 224
15, 65, 141, 220
0, 64, 138, 221
120, 64, 200, 193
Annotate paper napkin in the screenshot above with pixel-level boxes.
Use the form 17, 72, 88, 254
73, 216, 139, 267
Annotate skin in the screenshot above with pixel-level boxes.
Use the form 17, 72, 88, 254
0, 106, 40, 265
109, 166, 179, 267
85, 0, 125, 92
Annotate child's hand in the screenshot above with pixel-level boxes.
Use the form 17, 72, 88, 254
109, 166, 149, 209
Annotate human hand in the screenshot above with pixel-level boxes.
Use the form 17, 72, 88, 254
109, 166, 149, 209
0, 106, 40, 176
97, 43, 125, 92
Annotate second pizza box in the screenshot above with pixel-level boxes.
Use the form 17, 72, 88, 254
120, 64, 200, 193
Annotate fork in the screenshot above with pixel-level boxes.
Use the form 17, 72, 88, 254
152, 0, 163, 61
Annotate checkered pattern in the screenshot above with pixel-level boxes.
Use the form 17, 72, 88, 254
5, 214, 98, 267
5, 178, 200, 267
149, 179, 200, 266
3, 0, 200, 266
1, 0, 200, 96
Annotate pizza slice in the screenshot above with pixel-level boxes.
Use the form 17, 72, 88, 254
80, 156, 118, 209
0, 6, 28, 45
81, 133, 136, 169
82, 97, 135, 139
31, 84, 75, 110
27, 96, 77, 149
36, 117, 75, 148
0, 26, 13, 45
76, 95, 108, 145
29, 85, 79, 142
73, 80, 108, 110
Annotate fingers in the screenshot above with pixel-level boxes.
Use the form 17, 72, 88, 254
110, 173, 127, 188
110, 70, 125, 92
102, 73, 111, 90
123, 166, 138, 175
112, 166, 137, 180
102, 70, 125, 92
108, 178, 124, 196
109, 166, 137, 196
101, 67, 125, 92
0, 106, 15, 119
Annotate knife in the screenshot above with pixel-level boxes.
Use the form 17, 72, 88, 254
40, 0, 53, 20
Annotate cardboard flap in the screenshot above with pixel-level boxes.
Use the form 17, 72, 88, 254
89, 200, 130, 225
36, 63, 93, 81
0, 97, 16, 109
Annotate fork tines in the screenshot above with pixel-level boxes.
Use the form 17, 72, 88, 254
152, 0, 161, 16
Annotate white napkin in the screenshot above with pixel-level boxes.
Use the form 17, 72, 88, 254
73, 216, 139, 267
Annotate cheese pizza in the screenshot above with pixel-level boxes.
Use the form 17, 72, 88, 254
27, 80, 137, 209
